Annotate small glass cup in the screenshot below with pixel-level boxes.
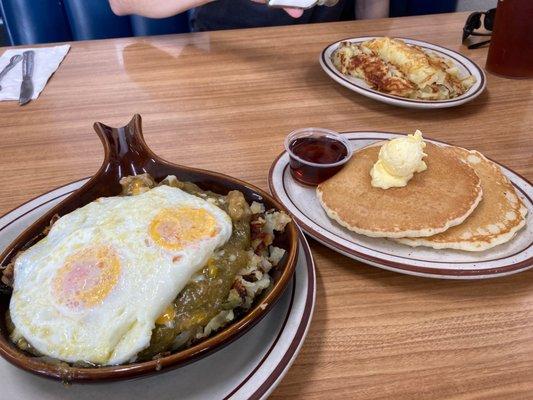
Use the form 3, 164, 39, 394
285, 128, 352, 186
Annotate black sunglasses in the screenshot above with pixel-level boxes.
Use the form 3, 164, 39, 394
462, 8, 496, 49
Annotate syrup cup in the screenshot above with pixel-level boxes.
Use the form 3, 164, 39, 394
284, 128, 353, 186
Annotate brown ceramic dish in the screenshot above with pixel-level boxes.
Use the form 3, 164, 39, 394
0, 115, 298, 383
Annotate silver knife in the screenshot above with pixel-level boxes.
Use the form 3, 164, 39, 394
19, 50, 34, 106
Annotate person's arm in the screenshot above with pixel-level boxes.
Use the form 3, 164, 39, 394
109, 0, 303, 18
109, 0, 215, 18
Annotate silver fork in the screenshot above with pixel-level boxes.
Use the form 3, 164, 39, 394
0, 54, 23, 91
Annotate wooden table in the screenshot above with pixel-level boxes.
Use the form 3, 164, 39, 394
1, 12, 532, 399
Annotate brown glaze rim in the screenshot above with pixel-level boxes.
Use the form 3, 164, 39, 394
321, 36, 486, 105
0, 114, 299, 382
0, 185, 316, 396
268, 131, 533, 278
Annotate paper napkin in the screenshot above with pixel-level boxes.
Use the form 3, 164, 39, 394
0, 44, 70, 101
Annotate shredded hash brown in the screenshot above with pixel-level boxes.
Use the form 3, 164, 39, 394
331, 37, 476, 100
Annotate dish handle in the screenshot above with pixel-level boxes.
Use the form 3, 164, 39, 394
93, 114, 161, 187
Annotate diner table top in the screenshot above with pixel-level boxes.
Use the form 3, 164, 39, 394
1, 11, 532, 400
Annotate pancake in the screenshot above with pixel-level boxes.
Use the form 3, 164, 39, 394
316, 142, 483, 238
396, 148, 528, 251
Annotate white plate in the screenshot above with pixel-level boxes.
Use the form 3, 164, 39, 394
0, 179, 316, 400
269, 131, 533, 279
319, 37, 486, 109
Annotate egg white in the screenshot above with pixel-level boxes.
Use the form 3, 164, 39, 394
9, 185, 232, 365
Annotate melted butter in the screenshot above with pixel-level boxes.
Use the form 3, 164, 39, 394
370, 130, 428, 189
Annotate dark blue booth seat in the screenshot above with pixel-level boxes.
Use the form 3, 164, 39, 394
0, 0, 190, 45
63, 0, 133, 40
0, 0, 72, 45
1, 0, 458, 46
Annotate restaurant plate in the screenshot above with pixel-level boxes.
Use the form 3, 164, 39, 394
0, 178, 316, 399
319, 37, 486, 109
0, 114, 301, 382
269, 131, 533, 279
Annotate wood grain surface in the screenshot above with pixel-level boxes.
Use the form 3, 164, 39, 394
1, 12, 532, 399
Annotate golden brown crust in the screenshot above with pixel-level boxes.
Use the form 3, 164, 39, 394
331, 38, 476, 100
397, 147, 528, 251
332, 42, 415, 97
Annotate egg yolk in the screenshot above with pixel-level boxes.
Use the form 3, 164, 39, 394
149, 208, 218, 250
53, 246, 121, 309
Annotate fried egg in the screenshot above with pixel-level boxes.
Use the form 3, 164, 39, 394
9, 185, 232, 365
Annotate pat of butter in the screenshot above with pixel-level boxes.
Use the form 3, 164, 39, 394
370, 130, 427, 189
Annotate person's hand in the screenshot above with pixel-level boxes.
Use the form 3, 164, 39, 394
251, 0, 304, 18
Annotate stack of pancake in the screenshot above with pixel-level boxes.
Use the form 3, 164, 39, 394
317, 141, 528, 251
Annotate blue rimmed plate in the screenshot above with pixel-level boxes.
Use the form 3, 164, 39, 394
269, 131, 533, 279
320, 37, 486, 109
0, 178, 316, 399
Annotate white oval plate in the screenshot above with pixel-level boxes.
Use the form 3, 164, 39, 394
0, 179, 316, 400
319, 37, 486, 109
269, 132, 533, 279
